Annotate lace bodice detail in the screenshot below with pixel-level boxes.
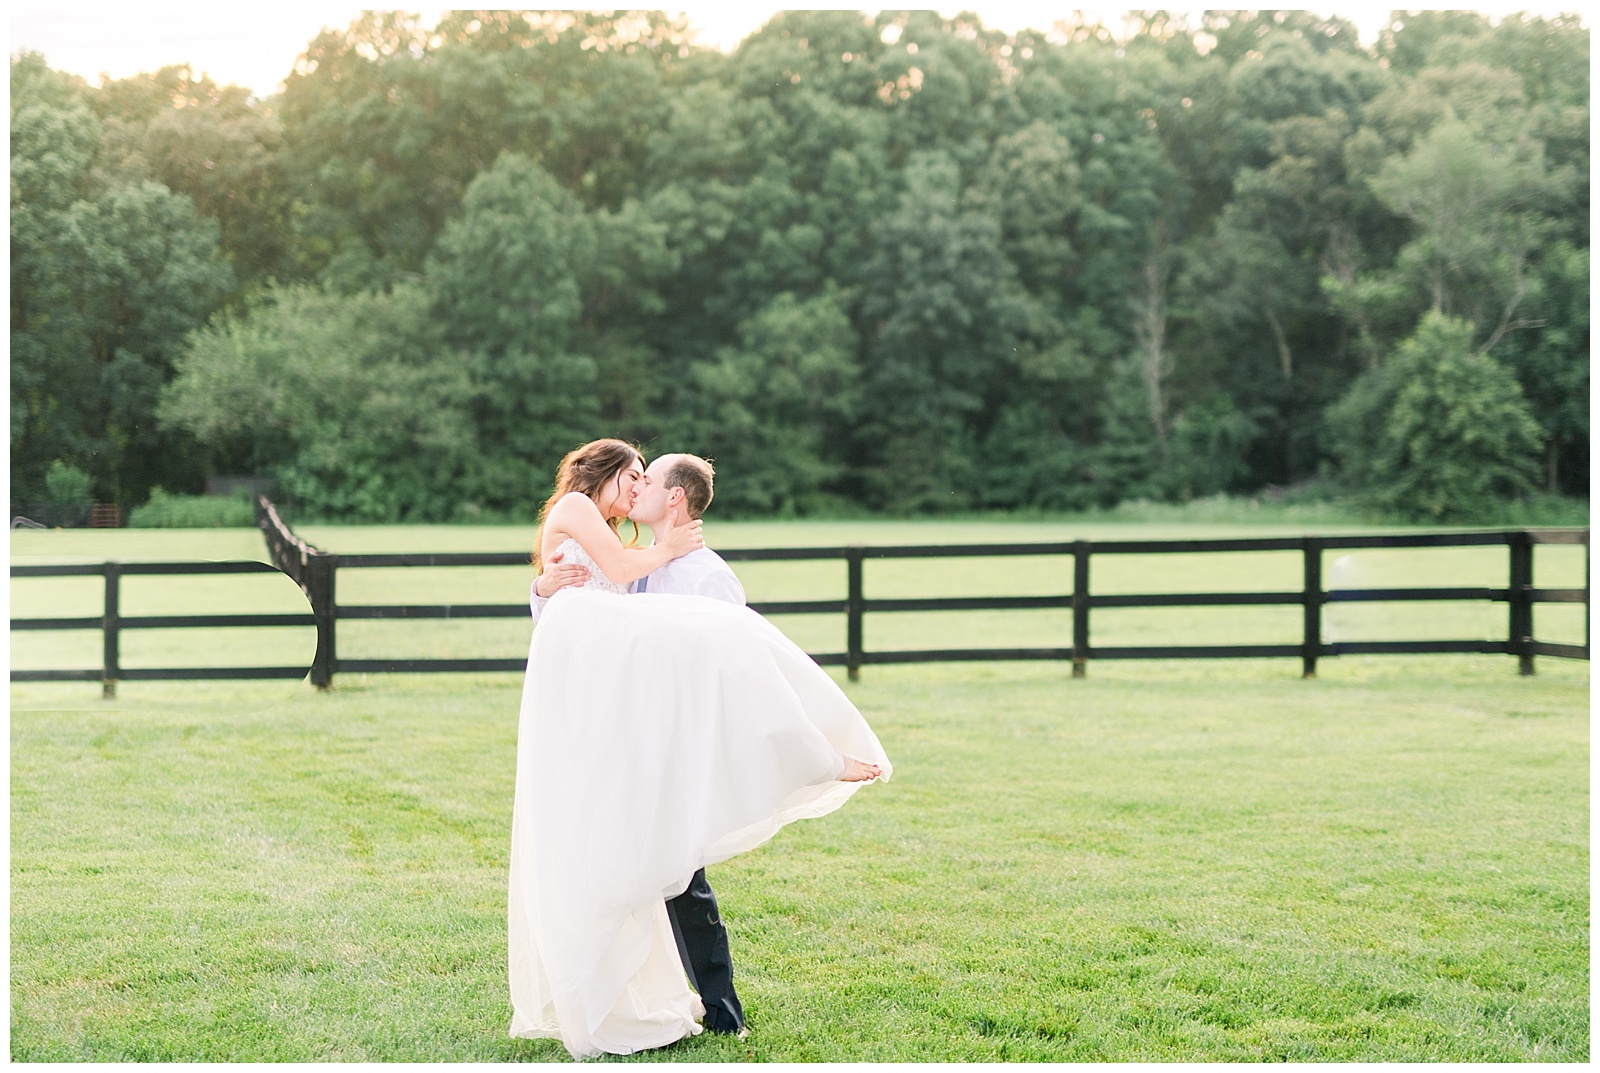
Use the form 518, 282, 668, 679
552, 537, 631, 595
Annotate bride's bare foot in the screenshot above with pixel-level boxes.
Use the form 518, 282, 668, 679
839, 757, 881, 782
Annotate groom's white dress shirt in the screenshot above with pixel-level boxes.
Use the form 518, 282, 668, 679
529, 546, 746, 623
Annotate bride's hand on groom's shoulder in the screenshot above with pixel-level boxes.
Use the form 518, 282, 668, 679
661, 509, 704, 557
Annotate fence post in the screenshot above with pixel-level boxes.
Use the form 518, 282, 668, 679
1302, 537, 1323, 679
308, 552, 339, 690
102, 561, 121, 699
1072, 540, 1090, 678
845, 546, 864, 681
1509, 531, 1534, 676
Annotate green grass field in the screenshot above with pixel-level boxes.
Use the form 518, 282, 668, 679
9, 521, 1590, 1061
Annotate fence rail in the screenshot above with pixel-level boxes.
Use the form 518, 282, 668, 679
8, 501, 1589, 692
8, 558, 315, 696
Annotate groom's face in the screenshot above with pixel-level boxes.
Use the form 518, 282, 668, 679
628, 459, 675, 526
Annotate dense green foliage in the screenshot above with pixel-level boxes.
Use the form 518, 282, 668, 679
10, 10, 1589, 520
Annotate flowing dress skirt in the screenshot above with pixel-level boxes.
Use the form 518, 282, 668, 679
507, 588, 892, 1058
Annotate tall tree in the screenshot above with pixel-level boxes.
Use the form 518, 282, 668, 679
278, 10, 686, 290
675, 287, 861, 514
425, 152, 603, 508
11, 53, 232, 504
159, 283, 473, 520
856, 151, 1029, 509
92, 65, 292, 290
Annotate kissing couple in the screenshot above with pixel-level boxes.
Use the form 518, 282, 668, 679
507, 439, 893, 1059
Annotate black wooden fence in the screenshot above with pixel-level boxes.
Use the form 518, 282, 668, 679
8, 499, 1588, 692
8, 558, 315, 698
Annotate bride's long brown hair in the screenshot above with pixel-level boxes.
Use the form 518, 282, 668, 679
532, 438, 645, 568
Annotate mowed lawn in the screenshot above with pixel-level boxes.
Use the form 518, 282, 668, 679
9, 521, 1590, 1061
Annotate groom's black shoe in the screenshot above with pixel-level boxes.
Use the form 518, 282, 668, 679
702, 1004, 746, 1035
666, 868, 746, 1035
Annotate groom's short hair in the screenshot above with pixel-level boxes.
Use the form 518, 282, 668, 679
658, 454, 715, 519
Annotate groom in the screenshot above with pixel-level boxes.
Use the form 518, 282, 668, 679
531, 452, 748, 1037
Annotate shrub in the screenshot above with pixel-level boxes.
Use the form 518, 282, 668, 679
1328, 312, 1544, 523
1164, 394, 1262, 500
126, 487, 255, 528
43, 461, 95, 507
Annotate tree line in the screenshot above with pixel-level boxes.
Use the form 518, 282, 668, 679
9, 9, 1589, 522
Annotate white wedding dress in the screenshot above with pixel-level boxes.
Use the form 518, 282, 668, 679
507, 539, 892, 1059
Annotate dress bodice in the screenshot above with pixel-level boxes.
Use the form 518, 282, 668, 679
553, 537, 631, 595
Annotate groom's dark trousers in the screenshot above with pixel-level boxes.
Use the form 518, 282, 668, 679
666, 869, 745, 1033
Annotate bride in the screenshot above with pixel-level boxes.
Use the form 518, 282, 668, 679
507, 439, 892, 1059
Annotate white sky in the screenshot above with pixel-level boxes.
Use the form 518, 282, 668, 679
9, 4, 1583, 99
